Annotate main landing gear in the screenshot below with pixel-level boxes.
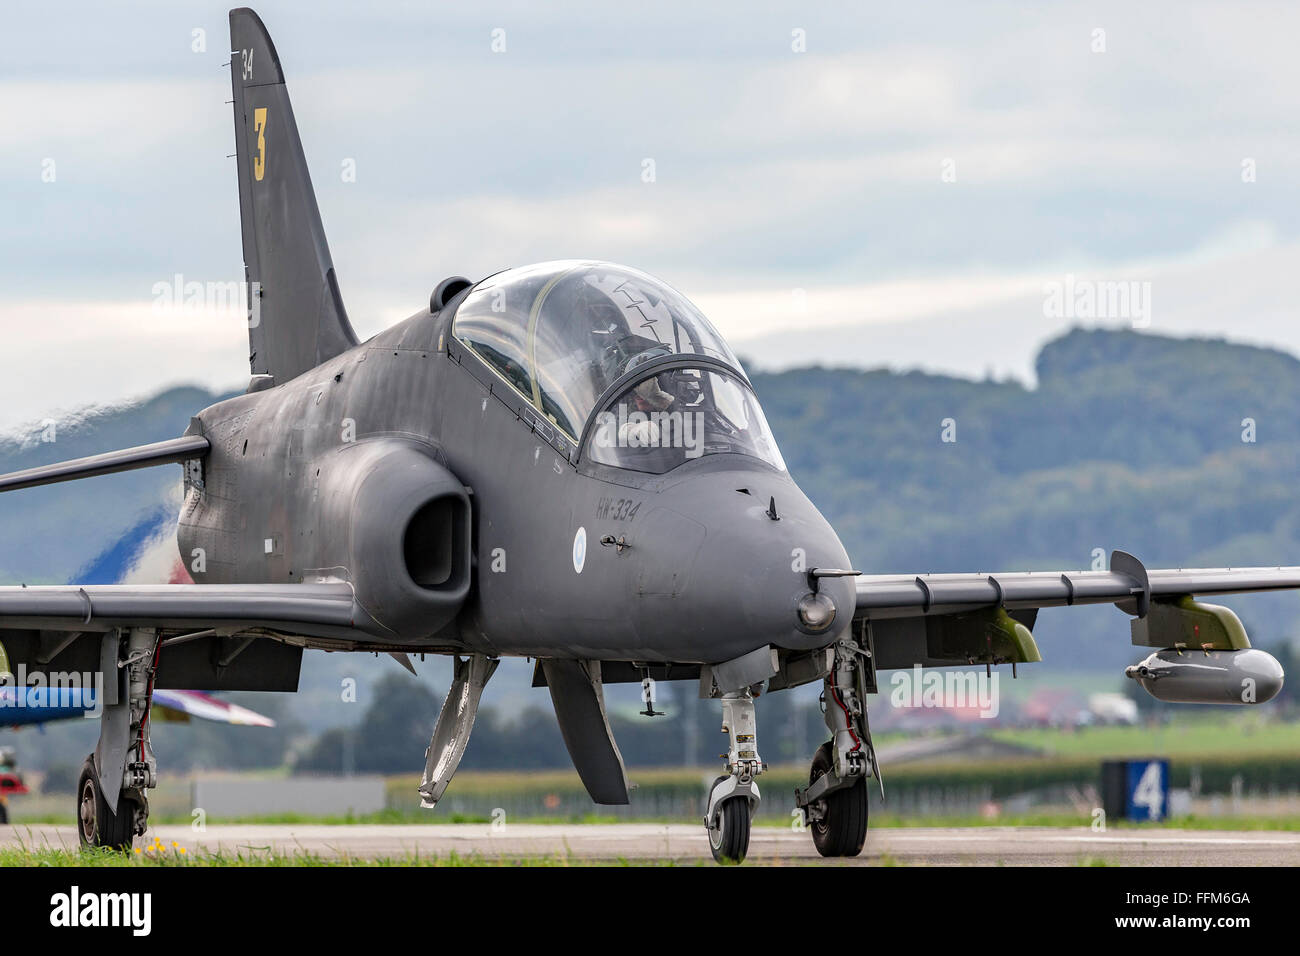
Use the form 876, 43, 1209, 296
78, 627, 160, 850
795, 636, 880, 857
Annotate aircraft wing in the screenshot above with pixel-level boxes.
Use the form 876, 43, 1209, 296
151, 688, 275, 727
851, 550, 1300, 670
0, 582, 360, 633
0, 582, 373, 693
854, 556, 1300, 619
0, 435, 209, 493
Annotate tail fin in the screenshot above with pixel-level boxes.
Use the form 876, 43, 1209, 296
229, 8, 357, 383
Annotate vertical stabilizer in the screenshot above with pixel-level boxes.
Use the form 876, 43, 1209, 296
229, 8, 358, 382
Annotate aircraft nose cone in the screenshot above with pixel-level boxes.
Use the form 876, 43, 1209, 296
643, 469, 855, 656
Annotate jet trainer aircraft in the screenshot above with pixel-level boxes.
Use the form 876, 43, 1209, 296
0, 8, 1292, 862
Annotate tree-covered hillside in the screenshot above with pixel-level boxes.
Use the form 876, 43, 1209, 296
759, 328, 1300, 576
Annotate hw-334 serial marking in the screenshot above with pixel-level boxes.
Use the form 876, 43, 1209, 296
596, 496, 642, 521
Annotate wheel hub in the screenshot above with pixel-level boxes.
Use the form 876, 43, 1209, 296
79, 779, 96, 844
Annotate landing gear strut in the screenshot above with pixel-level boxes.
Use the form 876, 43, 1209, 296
78, 627, 159, 850
704, 688, 764, 864
795, 635, 880, 857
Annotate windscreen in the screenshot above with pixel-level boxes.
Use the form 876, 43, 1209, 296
586, 367, 786, 474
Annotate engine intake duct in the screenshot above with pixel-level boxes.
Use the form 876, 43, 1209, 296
318, 440, 471, 639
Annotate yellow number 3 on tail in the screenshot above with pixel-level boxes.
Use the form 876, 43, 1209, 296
253, 107, 268, 181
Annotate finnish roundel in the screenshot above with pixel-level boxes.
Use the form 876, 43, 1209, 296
573, 526, 587, 574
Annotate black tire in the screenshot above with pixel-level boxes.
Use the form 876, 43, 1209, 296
707, 777, 752, 865
76, 755, 134, 850
808, 741, 868, 858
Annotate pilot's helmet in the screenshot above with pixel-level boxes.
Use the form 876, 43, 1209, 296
622, 343, 674, 378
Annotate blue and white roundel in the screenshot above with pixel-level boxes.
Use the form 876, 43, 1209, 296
573, 526, 587, 574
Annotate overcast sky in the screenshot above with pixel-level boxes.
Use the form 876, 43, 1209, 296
3, 1, 1299, 430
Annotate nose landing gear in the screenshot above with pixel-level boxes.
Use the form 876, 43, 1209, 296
704, 688, 764, 864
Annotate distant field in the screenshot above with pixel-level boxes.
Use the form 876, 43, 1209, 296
989, 716, 1300, 757
11, 718, 1300, 827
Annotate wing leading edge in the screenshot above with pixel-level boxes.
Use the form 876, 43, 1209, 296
0, 582, 360, 634
0, 434, 209, 493
854, 554, 1300, 620
0, 582, 376, 694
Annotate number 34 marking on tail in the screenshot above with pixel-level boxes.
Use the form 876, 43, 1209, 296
253, 107, 268, 181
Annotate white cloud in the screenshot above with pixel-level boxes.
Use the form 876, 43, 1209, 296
733, 237, 1300, 383
0, 300, 245, 435
4, 0, 1300, 424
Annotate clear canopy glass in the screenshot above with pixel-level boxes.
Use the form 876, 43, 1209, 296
453, 261, 741, 439
586, 367, 786, 474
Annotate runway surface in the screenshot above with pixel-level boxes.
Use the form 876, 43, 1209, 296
6, 823, 1300, 864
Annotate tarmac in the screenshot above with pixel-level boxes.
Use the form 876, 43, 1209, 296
5, 823, 1300, 864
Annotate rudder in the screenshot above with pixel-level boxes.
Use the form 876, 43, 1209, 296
229, 8, 358, 383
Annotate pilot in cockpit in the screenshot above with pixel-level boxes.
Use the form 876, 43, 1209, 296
622, 344, 676, 410
606, 344, 686, 451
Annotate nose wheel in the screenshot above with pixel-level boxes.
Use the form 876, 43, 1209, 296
706, 776, 752, 864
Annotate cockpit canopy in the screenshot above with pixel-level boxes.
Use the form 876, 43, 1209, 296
453, 260, 783, 472
454, 261, 740, 438
586, 365, 786, 474
452, 260, 775, 457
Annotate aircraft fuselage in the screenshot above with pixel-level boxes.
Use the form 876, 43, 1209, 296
178, 298, 856, 664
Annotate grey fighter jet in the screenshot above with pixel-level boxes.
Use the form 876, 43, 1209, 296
0, 8, 1292, 863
